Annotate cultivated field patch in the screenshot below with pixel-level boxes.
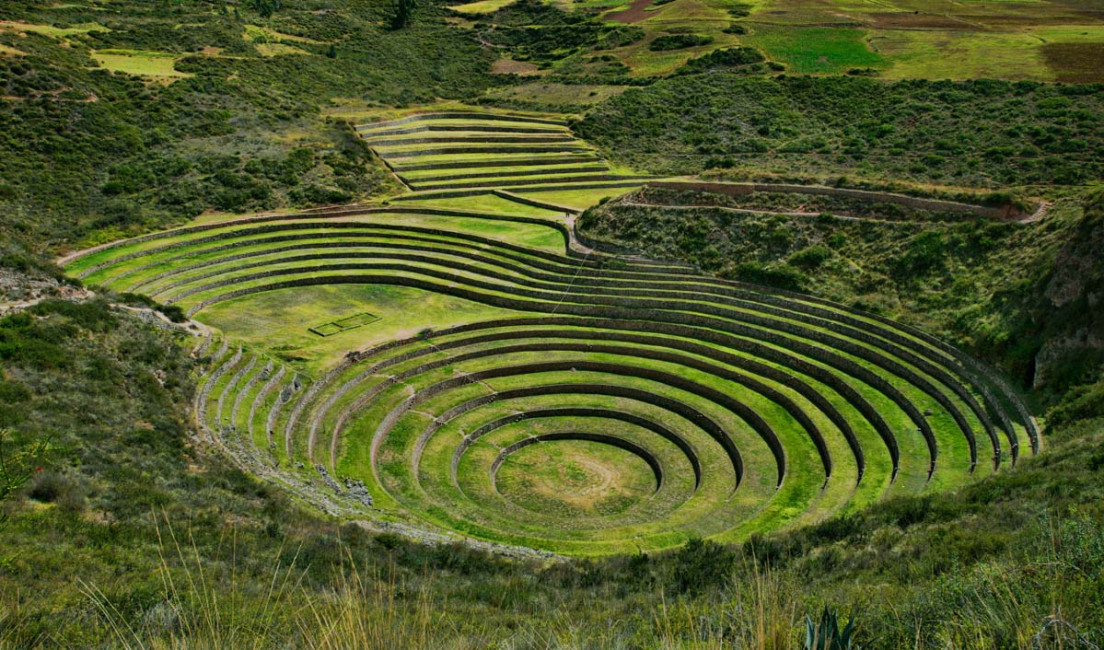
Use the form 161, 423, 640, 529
91, 49, 192, 80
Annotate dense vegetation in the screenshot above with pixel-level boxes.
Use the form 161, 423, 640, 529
475, 0, 642, 65
577, 75, 1104, 187
0, 0, 494, 256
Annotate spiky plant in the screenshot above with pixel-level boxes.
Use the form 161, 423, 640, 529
804, 606, 857, 650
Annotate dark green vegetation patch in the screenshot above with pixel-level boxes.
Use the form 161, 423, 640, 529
578, 76, 1104, 186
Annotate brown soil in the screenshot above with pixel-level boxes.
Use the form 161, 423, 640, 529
606, 0, 655, 25
490, 58, 546, 75
1043, 42, 1104, 83
868, 12, 977, 30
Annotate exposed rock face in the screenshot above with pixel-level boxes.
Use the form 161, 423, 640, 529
315, 463, 343, 494
1034, 329, 1104, 390
1031, 194, 1104, 390
344, 477, 374, 507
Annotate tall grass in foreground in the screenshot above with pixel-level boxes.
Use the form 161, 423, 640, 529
921, 511, 1104, 649
79, 515, 443, 649
66, 510, 1103, 648
653, 560, 800, 649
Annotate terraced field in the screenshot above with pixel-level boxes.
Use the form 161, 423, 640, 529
356, 111, 658, 201
60, 198, 1038, 555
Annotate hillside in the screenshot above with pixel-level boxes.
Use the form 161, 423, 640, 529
2, 0, 1104, 647
579, 186, 1104, 402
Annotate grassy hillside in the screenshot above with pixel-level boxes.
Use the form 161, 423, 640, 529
579, 187, 1104, 407
576, 75, 1104, 187
0, 0, 494, 255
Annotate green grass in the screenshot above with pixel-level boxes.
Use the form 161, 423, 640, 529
91, 50, 192, 79
744, 26, 885, 74
511, 185, 642, 210
0, 20, 109, 38
197, 285, 523, 376
357, 107, 653, 199
483, 82, 629, 106
242, 24, 324, 45
448, 0, 519, 14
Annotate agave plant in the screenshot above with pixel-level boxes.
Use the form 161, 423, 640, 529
804, 606, 857, 650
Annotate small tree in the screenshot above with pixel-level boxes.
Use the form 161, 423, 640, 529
389, 0, 417, 30
251, 0, 281, 18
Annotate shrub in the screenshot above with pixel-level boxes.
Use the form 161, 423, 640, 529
728, 261, 807, 291
649, 34, 714, 52
789, 245, 832, 270
675, 47, 765, 75
670, 537, 735, 594
0, 429, 50, 503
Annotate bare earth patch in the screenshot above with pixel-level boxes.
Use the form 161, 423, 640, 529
606, 0, 656, 25
490, 58, 546, 75
1044, 42, 1104, 82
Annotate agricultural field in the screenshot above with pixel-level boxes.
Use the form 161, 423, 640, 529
459, 0, 1104, 81
5, 0, 1104, 646
90, 49, 191, 81
734, 0, 1104, 82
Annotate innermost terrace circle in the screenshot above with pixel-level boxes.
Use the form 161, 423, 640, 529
492, 435, 661, 519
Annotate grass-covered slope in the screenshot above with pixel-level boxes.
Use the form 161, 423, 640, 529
357, 110, 656, 197
0, 0, 494, 256
576, 75, 1104, 186
579, 187, 1104, 408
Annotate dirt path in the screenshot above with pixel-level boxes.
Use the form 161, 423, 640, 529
618, 200, 868, 222
1020, 200, 1053, 224
618, 200, 1054, 224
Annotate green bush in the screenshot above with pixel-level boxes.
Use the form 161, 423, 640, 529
789, 245, 832, 270
728, 261, 807, 290
675, 46, 765, 75
649, 34, 714, 52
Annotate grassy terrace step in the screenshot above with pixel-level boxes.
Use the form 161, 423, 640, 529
366, 135, 582, 148
392, 180, 658, 201
355, 111, 568, 131
66, 209, 1035, 554
391, 154, 605, 173
398, 163, 611, 183
378, 144, 594, 159
358, 123, 571, 138
357, 110, 654, 195
411, 174, 649, 192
